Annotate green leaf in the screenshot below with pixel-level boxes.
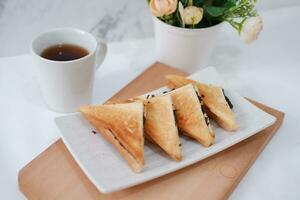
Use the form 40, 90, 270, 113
179, 0, 188, 7
175, 6, 184, 27
204, 6, 226, 17
194, 20, 206, 28
223, 0, 237, 8
193, 0, 205, 7
213, 0, 227, 6
213, 0, 237, 6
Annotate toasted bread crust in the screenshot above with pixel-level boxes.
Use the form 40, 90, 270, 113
84, 117, 143, 172
79, 102, 144, 172
143, 95, 182, 161
169, 84, 214, 147
199, 85, 239, 131
166, 75, 238, 131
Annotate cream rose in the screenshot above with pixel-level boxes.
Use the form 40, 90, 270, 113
240, 16, 263, 43
182, 6, 203, 25
149, 0, 178, 17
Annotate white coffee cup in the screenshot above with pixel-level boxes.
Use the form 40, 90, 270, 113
31, 28, 107, 113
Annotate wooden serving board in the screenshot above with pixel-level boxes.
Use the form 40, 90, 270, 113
18, 63, 284, 200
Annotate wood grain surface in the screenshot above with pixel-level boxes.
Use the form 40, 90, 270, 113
18, 63, 284, 200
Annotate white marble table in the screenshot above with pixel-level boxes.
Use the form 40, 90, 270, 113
1, 4, 300, 200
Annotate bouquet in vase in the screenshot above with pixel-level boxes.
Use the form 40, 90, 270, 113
148, 0, 263, 43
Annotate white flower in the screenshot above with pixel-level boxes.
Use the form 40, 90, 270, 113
182, 6, 203, 25
149, 0, 178, 17
240, 16, 263, 43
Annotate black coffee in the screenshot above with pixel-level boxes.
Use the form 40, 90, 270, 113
40, 44, 89, 61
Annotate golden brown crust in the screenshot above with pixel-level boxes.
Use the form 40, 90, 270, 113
105, 99, 135, 105
169, 84, 214, 147
83, 117, 143, 172
199, 85, 239, 131
166, 75, 239, 131
205, 106, 238, 131
79, 102, 144, 172
143, 95, 182, 161
166, 75, 198, 89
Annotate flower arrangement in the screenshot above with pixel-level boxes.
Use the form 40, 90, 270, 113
148, 0, 263, 43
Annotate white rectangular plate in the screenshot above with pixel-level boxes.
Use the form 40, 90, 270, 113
55, 67, 276, 194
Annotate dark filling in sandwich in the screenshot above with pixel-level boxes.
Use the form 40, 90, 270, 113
143, 103, 146, 125
196, 92, 210, 126
222, 89, 233, 109
173, 109, 179, 129
201, 105, 210, 126
172, 105, 181, 147
143, 115, 146, 125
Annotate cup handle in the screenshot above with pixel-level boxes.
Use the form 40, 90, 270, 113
96, 39, 107, 70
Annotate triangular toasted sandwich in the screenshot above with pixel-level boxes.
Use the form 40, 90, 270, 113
142, 94, 182, 161
79, 102, 144, 173
168, 84, 214, 147
166, 75, 239, 131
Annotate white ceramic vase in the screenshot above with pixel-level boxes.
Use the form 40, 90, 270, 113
153, 17, 223, 73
